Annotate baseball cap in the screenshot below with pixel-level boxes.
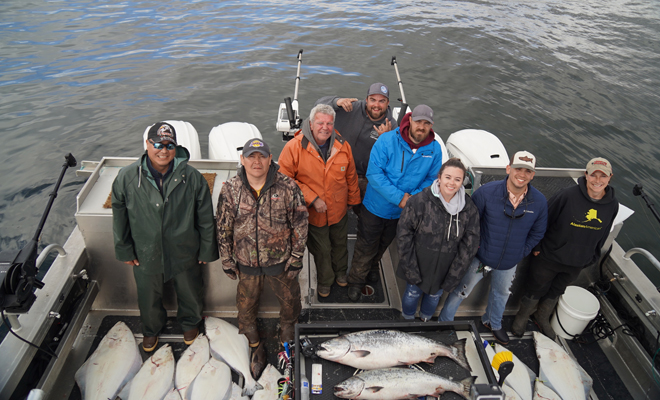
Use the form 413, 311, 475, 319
367, 82, 389, 99
147, 122, 177, 145
242, 138, 271, 157
586, 157, 612, 176
411, 104, 434, 124
510, 151, 536, 171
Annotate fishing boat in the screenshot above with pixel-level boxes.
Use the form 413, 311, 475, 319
1, 52, 659, 400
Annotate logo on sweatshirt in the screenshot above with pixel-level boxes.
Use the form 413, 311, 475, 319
583, 209, 602, 223
570, 208, 604, 230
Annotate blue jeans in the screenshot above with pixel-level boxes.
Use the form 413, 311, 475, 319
401, 283, 443, 320
438, 258, 517, 330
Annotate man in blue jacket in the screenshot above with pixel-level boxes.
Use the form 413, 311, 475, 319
347, 105, 443, 302
439, 151, 548, 344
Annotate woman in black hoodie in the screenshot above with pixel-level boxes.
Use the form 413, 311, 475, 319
512, 157, 619, 339
396, 158, 480, 321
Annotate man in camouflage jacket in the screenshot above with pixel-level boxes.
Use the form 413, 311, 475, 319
217, 139, 308, 355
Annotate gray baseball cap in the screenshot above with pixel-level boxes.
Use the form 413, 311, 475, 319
367, 82, 389, 99
411, 104, 434, 124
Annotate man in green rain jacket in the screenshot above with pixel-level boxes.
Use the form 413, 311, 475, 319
112, 122, 218, 352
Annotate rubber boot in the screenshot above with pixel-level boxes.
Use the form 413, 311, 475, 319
250, 341, 267, 380
532, 297, 559, 340
511, 296, 539, 337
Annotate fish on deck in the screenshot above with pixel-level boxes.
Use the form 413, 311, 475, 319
533, 331, 586, 400
74, 321, 141, 400
251, 364, 283, 400
205, 316, 263, 396
316, 329, 471, 371
175, 334, 210, 399
494, 343, 534, 400
533, 378, 562, 400
334, 367, 476, 400
188, 357, 232, 400
126, 344, 176, 400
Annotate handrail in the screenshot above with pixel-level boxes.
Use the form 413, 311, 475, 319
36, 244, 66, 270
623, 248, 660, 274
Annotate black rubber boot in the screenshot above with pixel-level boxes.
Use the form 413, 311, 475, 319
348, 286, 362, 302
532, 297, 559, 339
511, 296, 539, 337
250, 341, 267, 380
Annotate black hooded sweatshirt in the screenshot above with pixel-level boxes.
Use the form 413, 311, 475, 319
537, 176, 619, 267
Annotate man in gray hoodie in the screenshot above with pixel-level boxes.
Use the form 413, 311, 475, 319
315, 83, 398, 204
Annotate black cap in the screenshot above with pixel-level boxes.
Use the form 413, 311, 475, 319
147, 122, 177, 145
242, 138, 271, 157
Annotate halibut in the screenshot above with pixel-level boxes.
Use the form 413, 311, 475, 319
175, 334, 210, 399
205, 317, 263, 396
127, 344, 175, 400
74, 321, 141, 400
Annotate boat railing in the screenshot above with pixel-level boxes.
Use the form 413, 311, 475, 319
36, 244, 67, 271
623, 248, 660, 275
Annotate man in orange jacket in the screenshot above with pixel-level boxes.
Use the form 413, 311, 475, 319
279, 104, 361, 298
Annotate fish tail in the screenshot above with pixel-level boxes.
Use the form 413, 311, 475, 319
458, 376, 476, 400
242, 380, 264, 397
451, 339, 472, 372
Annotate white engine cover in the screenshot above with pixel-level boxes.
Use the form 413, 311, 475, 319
446, 129, 509, 168
208, 122, 262, 162
433, 132, 449, 166
143, 120, 202, 160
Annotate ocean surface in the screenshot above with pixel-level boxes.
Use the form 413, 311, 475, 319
1, 0, 660, 285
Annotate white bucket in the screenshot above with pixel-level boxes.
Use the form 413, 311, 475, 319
551, 286, 600, 339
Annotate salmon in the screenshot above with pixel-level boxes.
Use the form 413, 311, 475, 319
316, 329, 471, 371
334, 367, 475, 399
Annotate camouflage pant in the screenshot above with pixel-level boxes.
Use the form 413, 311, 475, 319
348, 207, 399, 285
236, 269, 301, 340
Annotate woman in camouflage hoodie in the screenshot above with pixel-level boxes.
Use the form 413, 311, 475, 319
396, 158, 480, 321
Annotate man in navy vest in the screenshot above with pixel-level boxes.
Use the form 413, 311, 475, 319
439, 151, 548, 344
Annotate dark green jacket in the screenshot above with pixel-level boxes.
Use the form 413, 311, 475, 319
112, 147, 219, 280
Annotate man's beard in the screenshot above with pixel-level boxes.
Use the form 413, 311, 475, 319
366, 106, 386, 120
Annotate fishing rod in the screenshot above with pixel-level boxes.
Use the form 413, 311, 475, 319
292, 49, 303, 105
277, 49, 304, 140
633, 183, 660, 226
0, 153, 77, 314
391, 56, 409, 127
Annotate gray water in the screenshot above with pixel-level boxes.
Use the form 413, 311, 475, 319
1, 0, 660, 282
